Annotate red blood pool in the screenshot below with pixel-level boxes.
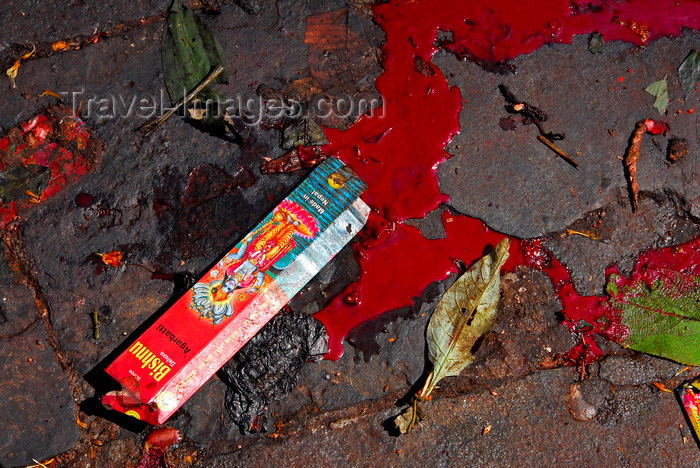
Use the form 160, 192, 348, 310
314, 0, 700, 360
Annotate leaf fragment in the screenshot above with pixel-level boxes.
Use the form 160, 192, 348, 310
162, 0, 229, 104
0, 164, 51, 204
606, 269, 700, 366
421, 238, 510, 398
644, 75, 669, 115
587, 32, 605, 54
98, 251, 123, 268
157, 1, 243, 141
282, 114, 329, 149
678, 50, 700, 100
5, 44, 35, 88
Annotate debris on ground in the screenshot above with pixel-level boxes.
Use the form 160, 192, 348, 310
678, 49, 700, 99
677, 379, 700, 444
145, 0, 241, 141
97, 251, 123, 268
604, 238, 700, 366
623, 118, 669, 211
163, 0, 229, 101
136, 427, 182, 468
667, 137, 689, 163
219, 310, 328, 433
5, 44, 35, 88
498, 84, 564, 141
498, 84, 578, 167
536, 135, 579, 168
644, 75, 669, 115
2, 15, 166, 88
0, 105, 105, 229
567, 384, 597, 421
393, 239, 510, 434
587, 32, 606, 54
260, 146, 327, 174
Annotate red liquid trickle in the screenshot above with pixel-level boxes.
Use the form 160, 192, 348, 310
521, 239, 610, 363
607, 238, 700, 292
315, 0, 700, 360
316, 212, 522, 360
317, 214, 609, 362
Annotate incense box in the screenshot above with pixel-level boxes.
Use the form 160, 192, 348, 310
102, 157, 369, 424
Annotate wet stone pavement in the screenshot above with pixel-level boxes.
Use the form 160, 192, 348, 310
1, 0, 699, 466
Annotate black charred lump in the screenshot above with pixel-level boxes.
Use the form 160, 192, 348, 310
219, 309, 328, 433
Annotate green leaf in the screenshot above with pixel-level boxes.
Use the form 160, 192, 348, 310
282, 115, 329, 149
162, 0, 229, 104
0, 164, 50, 203
678, 50, 700, 100
421, 238, 510, 397
645, 75, 668, 115
606, 270, 700, 366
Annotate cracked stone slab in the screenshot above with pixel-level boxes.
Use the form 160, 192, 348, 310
598, 354, 688, 387
199, 366, 697, 466
0, 0, 385, 461
542, 193, 700, 295
405, 206, 448, 240
1, 1, 699, 466
436, 33, 700, 239
0, 251, 40, 339
267, 265, 573, 430
0, 323, 80, 466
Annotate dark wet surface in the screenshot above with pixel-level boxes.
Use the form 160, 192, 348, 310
0, 1, 699, 466
437, 34, 700, 239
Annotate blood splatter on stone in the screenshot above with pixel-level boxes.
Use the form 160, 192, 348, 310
0, 105, 104, 228
314, 0, 700, 361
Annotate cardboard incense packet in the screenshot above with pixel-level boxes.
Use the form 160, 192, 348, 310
102, 157, 369, 425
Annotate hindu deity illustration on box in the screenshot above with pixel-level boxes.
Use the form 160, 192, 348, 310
190, 200, 319, 325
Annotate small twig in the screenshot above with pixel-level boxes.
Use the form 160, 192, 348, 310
406, 398, 420, 433
3, 13, 166, 72
566, 229, 591, 238
498, 84, 565, 140
91, 310, 100, 339
417, 370, 433, 400
28, 459, 53, 468
138, 64, 225, 136
538, 135, 579, 168
679, 423, 688, 445
673, 366, 691, 378
652, 381, 673, 393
